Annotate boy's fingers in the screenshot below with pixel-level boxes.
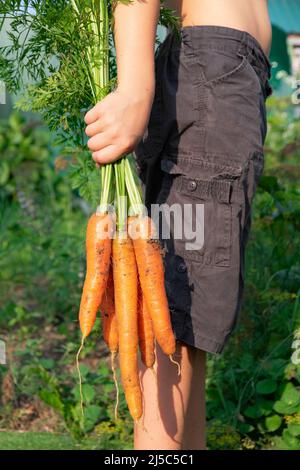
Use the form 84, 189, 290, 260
87, 133, 110, 152
85, 120, 106, 137
92, 145, 123, 164
84, 103, 102, 125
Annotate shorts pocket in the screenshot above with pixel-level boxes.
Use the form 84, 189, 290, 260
182, 47, 248, 86
179, 176, 233, 267
158, 172, 235, 268
205, 54, 248, 85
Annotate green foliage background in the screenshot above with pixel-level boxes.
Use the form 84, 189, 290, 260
0, 0, 299, 452
0, 96, 299, 450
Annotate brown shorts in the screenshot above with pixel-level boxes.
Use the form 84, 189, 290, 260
134, 26, 272, 354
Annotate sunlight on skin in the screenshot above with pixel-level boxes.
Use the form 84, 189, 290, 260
164, 0, 272, 55
135, 343, 206, 450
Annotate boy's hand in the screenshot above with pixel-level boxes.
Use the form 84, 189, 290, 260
85, 87, 154, 164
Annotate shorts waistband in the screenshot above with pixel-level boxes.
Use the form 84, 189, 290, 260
165, 25, 272, 79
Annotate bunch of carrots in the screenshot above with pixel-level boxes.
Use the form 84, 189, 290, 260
77, 158, 177, 421
0, 0, 180, 422
70, 0, 177, 421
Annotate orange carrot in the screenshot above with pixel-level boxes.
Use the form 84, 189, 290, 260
79, 212, 113, 339
138, 283, 155, 368
112, 231, 142, 421
99, 265, 119, 419
128, 216, 176, 356
100, 265, 118, 354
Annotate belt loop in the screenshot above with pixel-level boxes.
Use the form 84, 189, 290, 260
246, 32, 252, 57
180, 27, 194, 57
237, 31, 250, 59
191, 27, 195, 56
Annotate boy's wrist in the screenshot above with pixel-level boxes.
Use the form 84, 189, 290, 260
117, 78, 155, 102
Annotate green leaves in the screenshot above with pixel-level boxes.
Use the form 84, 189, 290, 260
0, 1, 181, 202
0, 161, 10, 186
84, 405, 102, 423
256, 379, 278, 395
69, 151, 101, 205
72, 383, 95, 403
244, 405, 264, 419
0, 0, 179, 133
39, 389, 64, 413
265, 415, 282, 432
273, 401, 299, 415
273, 384, 300, 415
281, 384, 300, 407
159, 1, 180, 36
287, 423, 300, 437
279, 429, 300, 450
1, 0, 103, 145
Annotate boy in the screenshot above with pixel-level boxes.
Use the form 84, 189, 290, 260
85, 0, 272, 450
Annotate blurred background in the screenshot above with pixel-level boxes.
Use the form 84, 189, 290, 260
0, 0, 300, 451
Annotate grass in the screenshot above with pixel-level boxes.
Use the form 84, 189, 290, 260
0, 431, 81, 450
0, 430, 131, 450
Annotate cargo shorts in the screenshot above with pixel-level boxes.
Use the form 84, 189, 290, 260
134, 26, 273, 354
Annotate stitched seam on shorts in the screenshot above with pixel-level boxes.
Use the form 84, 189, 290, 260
175, 176, 232, 203
163, 157, 243, 176
162, 153, 244, 169
162, 148, 245, 161
172, 44, 254, 54
197, 83, 208, 131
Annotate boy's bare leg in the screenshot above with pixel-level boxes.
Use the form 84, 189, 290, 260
134, 343, 206, 450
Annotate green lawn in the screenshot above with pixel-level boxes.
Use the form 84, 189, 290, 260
0, 431, 129, 450
0, 432, 81, 450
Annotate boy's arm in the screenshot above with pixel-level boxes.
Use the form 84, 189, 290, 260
114, 0, 159, 96
85, 0, 160, 164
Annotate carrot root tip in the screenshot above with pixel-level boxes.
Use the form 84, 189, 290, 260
76, 337, 85, 419
111, 351, 119, 421
169, 354, 181, 376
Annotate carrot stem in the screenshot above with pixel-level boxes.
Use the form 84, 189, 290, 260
124, 156, 144, 215
114, 158, 127, 232
99, 164, 113, 212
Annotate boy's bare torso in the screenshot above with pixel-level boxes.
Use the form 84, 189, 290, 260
165, 0, 272, 54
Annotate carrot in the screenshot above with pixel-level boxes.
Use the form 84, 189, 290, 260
99, 265, 119, 419
128, 216, 176, 357
79, 212, 113, 339
138, 283, 155, 368
100, 265, 118, 354
112, 231, 142, 421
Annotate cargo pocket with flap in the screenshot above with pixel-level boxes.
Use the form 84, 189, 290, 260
157, 158, 243, 268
